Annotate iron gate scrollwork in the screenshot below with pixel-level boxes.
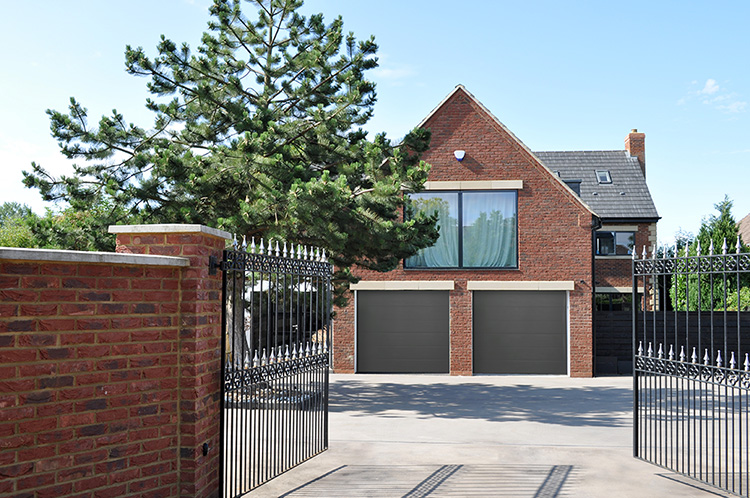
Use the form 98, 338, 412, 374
634, 238, 750, 496
219, 239, 333, 497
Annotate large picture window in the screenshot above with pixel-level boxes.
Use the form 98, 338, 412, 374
405, 191, 518, 269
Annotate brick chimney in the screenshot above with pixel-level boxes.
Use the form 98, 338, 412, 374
625, 129, 646, 177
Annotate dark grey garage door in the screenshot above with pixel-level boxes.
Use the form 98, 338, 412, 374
357, 291, 449, 373
473, 291, 567, 374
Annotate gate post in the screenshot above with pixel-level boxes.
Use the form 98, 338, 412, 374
111, 224, 231, 498
632, 253, 639, 458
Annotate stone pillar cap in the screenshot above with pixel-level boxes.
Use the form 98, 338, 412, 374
108, 224, 232, 240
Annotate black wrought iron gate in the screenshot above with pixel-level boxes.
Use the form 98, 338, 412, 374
634, 240, 750, 495
217, 239, 333, 497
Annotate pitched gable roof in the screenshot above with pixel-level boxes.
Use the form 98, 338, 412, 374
535, 150, 660, 221
417, 85, 597, 218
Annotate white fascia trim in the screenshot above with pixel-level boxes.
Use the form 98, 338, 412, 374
350, 280, 455, 291
423, 180, 523, 190
108, 224, 232, 240
596, 286, 645, 294
468, 280, 575, 291
595, 255, 633, 260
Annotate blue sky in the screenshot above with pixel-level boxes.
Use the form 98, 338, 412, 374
1, 0, 749, 247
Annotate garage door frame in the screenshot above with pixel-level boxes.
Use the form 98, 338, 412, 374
351, 281, 455, 374
468, 281, 574, 375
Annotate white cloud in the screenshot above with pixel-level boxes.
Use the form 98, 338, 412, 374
371, 53, 417, 87
718, 100, 747, 113
373, 66, 416, 82
700, 78, 719, 95
680, 78, 746, 114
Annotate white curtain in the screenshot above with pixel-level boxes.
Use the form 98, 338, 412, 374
406, 191, 517, 268
462, 192, 517, 267
406, 193, 459, 267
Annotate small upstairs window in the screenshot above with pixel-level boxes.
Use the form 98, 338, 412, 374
596, 170, 612, 184
596, 231, 635, 256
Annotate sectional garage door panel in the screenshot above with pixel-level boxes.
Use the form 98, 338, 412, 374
473, 291, 567, 374
357, 291, 449, 373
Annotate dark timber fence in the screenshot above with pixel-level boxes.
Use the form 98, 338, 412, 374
634, 240, 750, 496
217, 239, 333, 497
597, 311, 750, 375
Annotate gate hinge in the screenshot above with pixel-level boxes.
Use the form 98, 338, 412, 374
209, 255, 222, 275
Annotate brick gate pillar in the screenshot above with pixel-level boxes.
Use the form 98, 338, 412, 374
110, 224, 231, 498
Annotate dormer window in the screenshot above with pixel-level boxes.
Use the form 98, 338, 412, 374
596, 170, 612, 184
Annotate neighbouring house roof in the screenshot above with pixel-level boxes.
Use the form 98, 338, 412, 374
534, 150, 660, 221
739, 213, 750, 246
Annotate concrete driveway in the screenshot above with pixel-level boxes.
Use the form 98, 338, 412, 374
245, 374, 730, 497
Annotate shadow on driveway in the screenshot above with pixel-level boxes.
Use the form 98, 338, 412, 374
278, 464, 577, 498
330, 378, 632, 427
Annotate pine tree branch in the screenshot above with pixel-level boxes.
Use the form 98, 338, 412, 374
71, 104, 88, 135
280, 60, 359, 114
273, 96, 355, 156
268, 2, 287, 50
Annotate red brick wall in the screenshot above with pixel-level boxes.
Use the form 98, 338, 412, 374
595, 223, 655, 289
333, 88, 596, 377
0, 225, 227, 498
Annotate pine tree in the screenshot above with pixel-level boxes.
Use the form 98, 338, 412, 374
23, 0, 438, 303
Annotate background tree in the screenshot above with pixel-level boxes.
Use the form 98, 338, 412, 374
22, 0, 438, 304
0, 202, 37, 248
657, 228, 693, 259
0, 200, 132, 251
0, 202, 32, 224
670, 196, 750, 311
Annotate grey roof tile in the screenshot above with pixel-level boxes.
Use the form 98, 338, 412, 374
534, 150, 660, 220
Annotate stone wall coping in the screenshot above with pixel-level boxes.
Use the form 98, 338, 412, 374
0, 247, 189, 267
108, 223, 232, 240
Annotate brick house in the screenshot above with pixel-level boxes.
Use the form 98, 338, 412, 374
740, 213, 750, 247
332, 85, 658, 377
